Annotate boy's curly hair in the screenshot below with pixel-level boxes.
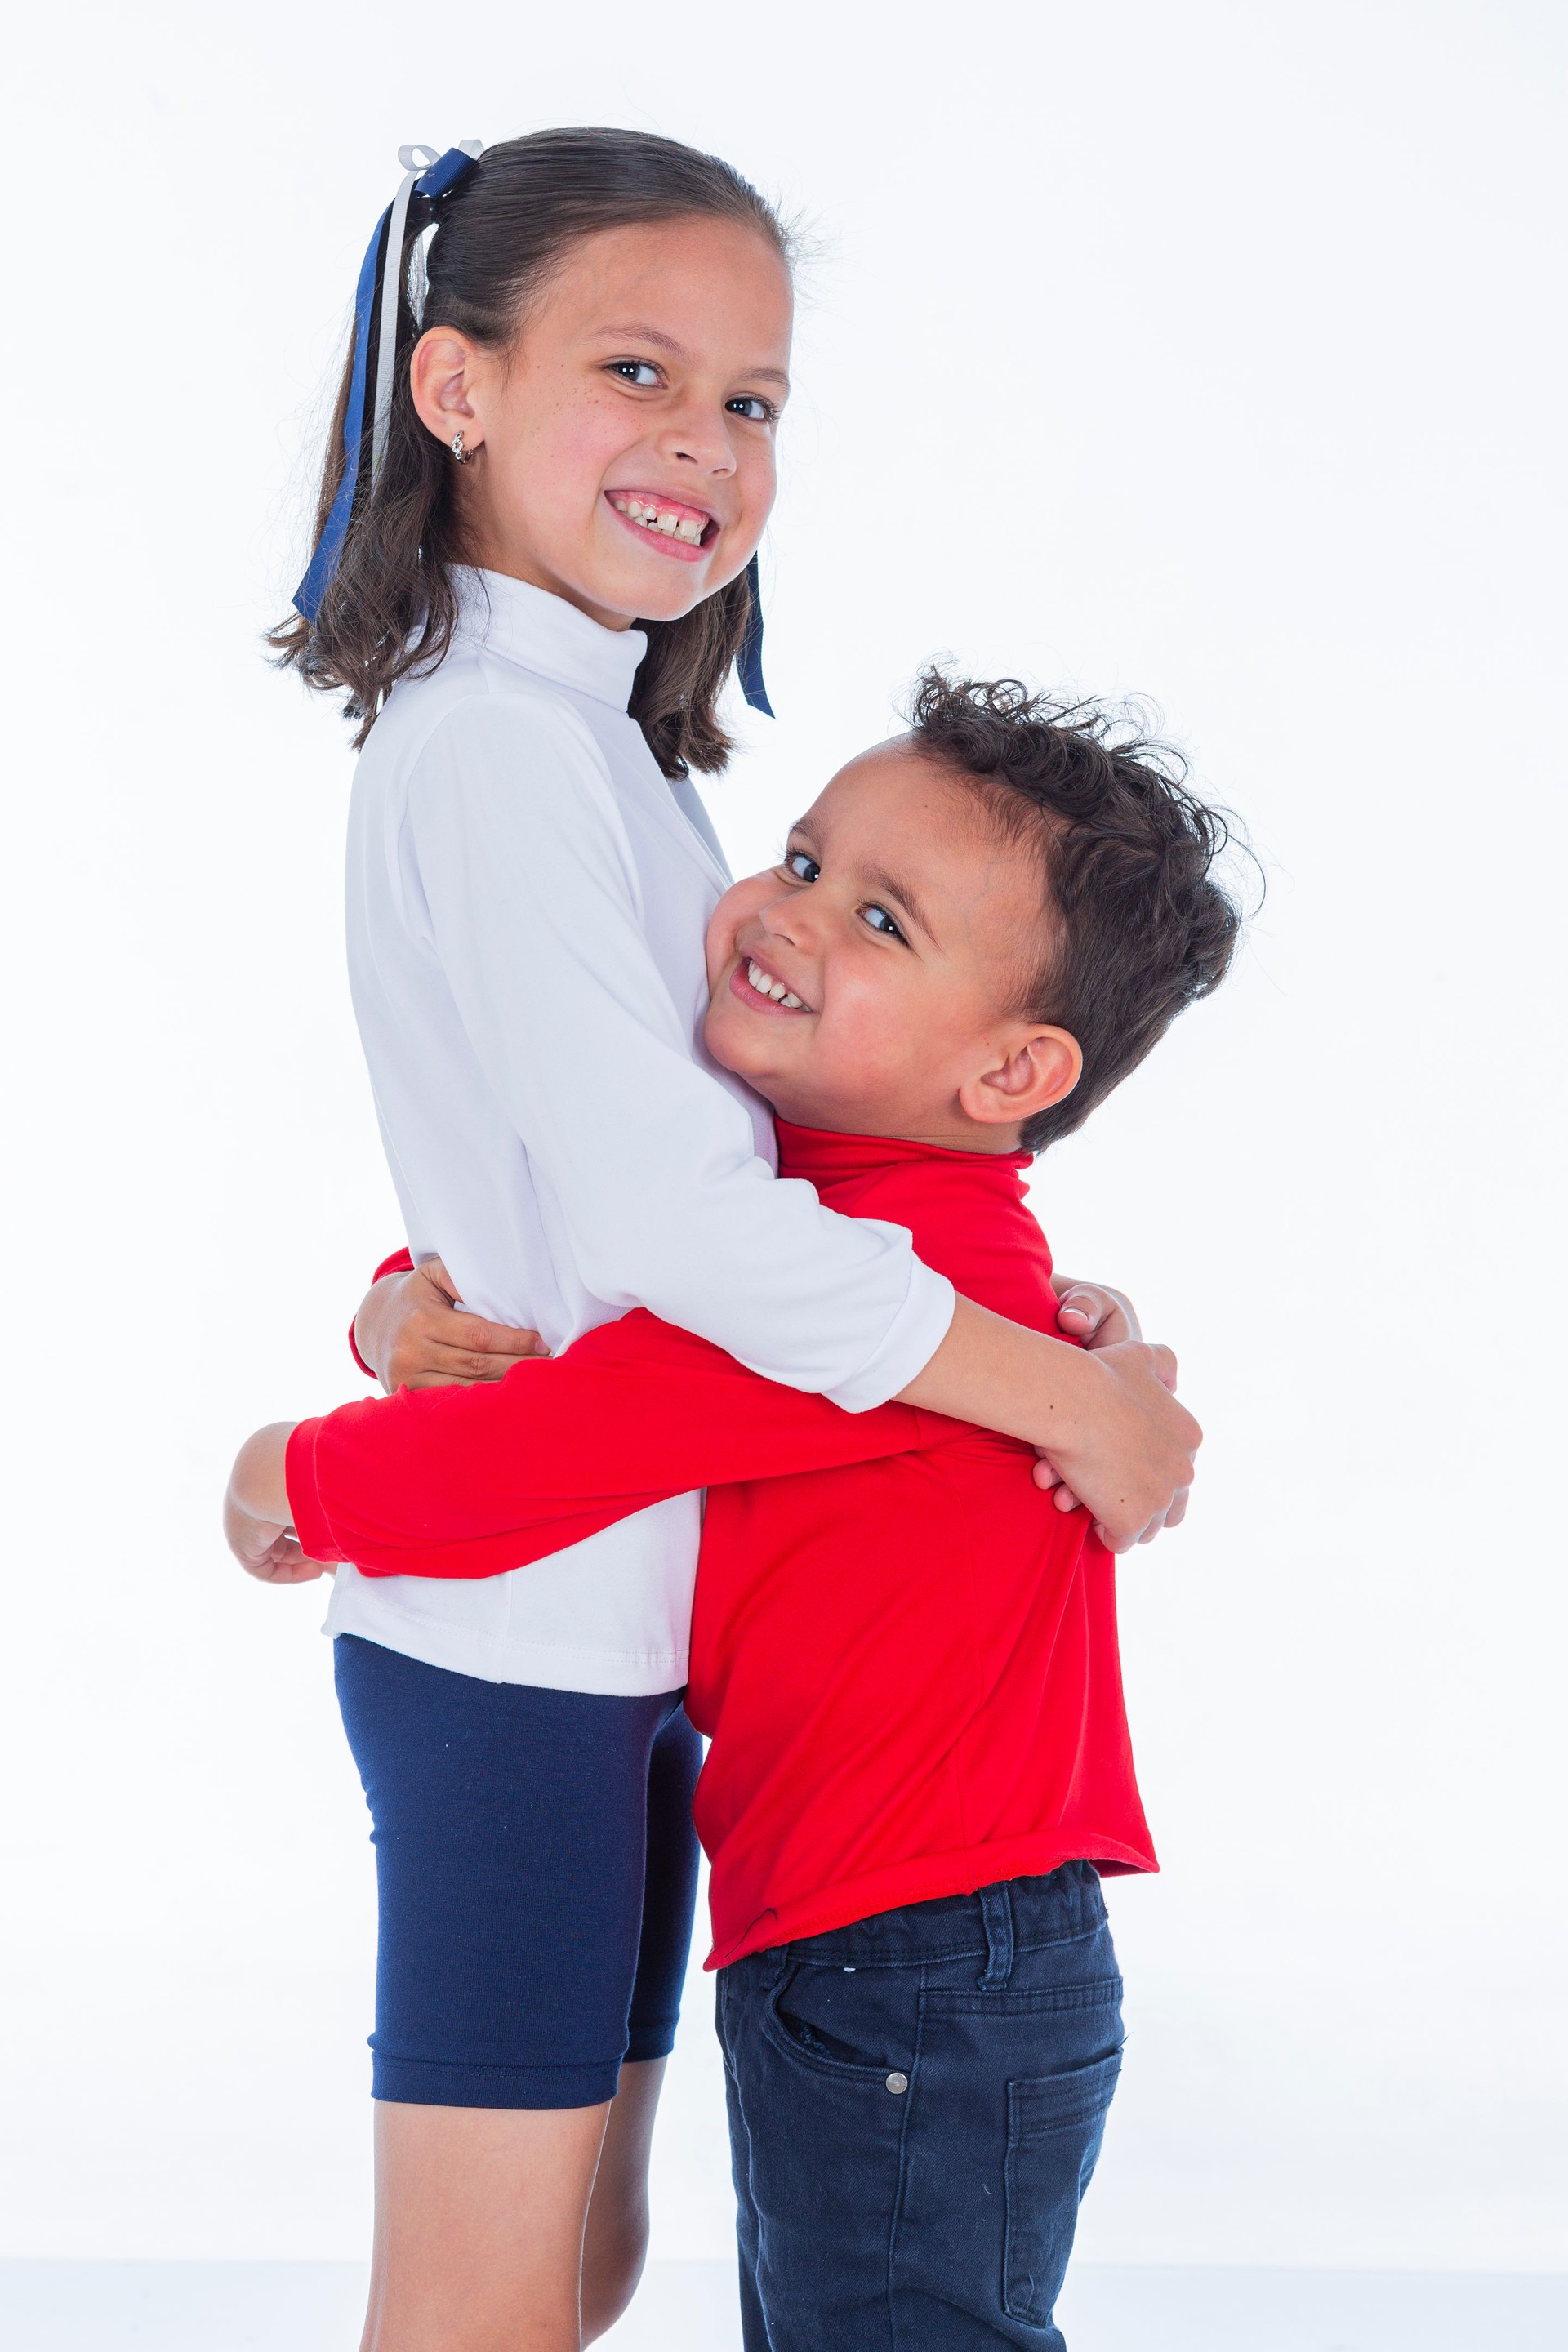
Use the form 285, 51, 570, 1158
908, 668, 1249, 1151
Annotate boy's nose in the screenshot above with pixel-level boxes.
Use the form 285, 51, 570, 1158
757, 897, 817, 961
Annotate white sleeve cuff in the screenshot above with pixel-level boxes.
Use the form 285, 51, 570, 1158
820, 1256, 957, 1414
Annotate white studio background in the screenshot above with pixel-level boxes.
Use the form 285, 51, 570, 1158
4, 0, 1564, 2282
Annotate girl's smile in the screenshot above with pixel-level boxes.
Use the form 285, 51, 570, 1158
605, 488, 720, 561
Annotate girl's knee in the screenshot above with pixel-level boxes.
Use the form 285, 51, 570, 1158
580, 2219, 649, 2343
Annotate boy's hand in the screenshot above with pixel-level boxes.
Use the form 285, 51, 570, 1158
224, 1422, 336, 1584
355, 1257, 549, 1392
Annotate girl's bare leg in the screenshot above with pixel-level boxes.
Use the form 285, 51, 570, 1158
361, 2099, 611, 2352
581, 2058, 668, 2342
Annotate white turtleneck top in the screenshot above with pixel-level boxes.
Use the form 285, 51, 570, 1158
324, 571, 956, 1692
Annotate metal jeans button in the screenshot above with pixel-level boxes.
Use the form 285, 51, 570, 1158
885, 2071, 909, 2095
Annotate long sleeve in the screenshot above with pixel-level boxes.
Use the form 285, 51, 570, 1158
288, 1308, 951, 1579
347, 1247, 415, 1379
397, 696, 954, 1409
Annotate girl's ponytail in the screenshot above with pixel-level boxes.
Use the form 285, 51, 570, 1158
270, 129, 790, 773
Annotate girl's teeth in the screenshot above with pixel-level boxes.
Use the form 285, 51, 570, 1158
617, 497, 706, 544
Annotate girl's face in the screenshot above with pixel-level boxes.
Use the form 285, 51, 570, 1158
411, 216, 793, 631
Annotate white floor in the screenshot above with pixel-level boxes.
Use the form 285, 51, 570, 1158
2, 2260, 1566, 2350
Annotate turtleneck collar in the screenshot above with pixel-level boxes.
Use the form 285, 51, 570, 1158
452, 568, 648, 711
775, 1120, 1031, 1187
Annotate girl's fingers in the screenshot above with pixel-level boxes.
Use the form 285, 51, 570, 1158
1054, 1279, 1143, 1348
1056, 1288, 1133, 1348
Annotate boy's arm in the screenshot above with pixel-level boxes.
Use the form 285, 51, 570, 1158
287, 1310, 950, 1580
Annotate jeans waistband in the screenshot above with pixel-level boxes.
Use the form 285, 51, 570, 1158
760, 1864, 1106, 1982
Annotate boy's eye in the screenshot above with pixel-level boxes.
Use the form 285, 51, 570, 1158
727, 394, 779, 425
860, 902, 906, 942
786, 850, 820, 883
608, 360, 662, 388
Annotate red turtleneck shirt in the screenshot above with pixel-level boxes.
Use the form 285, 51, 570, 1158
287, 1125, 1156, 1967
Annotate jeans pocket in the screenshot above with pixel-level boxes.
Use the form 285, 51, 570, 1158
760, 1962, 911, 2087
1002, 2047, 1123, 2325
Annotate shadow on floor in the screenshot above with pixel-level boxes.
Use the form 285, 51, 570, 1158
2, 2258, 1565, 2349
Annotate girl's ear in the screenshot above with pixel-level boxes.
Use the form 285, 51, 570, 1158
960, 1027, 1082, 1131
410, 327, 485, 451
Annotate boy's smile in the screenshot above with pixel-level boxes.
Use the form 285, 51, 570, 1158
704, 743, 1083, 1152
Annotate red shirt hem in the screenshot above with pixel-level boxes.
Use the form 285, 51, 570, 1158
706, 1829, 1159, 1970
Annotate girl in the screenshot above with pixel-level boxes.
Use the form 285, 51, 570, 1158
260, 128, 1196, 2352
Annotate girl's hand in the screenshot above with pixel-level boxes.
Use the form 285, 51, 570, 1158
224, 1422, 336, 1584
1053, 1277, 1142, 1349
354, 1258, 550, 1392
1035, 1279, 1175, 1529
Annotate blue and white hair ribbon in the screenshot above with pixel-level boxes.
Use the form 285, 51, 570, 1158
738, 553, 773, 717
294, 141, 483, 621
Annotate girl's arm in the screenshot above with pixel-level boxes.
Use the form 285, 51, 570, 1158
403, 697, 952, 1409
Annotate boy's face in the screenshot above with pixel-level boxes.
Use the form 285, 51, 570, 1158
703, 742, 1082, 1149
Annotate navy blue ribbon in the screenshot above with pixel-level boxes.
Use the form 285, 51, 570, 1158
293, 145, 481, 621
737, 552, 773, 717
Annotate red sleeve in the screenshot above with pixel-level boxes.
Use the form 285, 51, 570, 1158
348, 1249, 415, 1380
288, 1308, 955, 1579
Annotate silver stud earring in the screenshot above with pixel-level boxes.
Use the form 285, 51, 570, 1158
451, 430, 470, 463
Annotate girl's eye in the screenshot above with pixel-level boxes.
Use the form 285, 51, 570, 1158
786, 850, 820, 884
609, 361, 662, 388
860, 902, 906, 942
727, 394, 779, 425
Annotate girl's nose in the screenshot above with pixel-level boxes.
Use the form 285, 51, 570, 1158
658, 397, 738, 477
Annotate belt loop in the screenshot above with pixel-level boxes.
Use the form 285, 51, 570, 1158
760, 1940, 790, 1990
977, 1882, 1015, 1989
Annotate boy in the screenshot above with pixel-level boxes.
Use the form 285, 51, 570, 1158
229, 670, 1241, 2349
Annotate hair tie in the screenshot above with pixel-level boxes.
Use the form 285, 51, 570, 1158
294, 141, 483, 622
737, 555, 773, 718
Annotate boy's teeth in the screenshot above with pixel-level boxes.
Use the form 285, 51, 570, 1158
747, 959, 804, 1009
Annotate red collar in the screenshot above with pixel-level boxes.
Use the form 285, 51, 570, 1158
774, 1120, 1032, 1187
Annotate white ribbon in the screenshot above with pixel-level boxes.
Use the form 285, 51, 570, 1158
371, 140, 483, 488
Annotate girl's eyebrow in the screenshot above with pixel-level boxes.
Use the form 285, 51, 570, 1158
594, 323, 791, 390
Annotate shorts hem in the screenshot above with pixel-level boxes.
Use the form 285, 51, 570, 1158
625, 2023, 679, 2065
371, 2053, 624, 2110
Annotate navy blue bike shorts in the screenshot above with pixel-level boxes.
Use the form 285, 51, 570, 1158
334, 1633, 702, 2110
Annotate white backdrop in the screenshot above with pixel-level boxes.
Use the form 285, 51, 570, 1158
4, 0, 1564, 2278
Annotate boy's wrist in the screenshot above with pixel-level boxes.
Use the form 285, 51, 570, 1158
228, 1421, 299, 1528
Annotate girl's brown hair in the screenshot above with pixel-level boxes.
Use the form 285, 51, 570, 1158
270, 127, 791, 773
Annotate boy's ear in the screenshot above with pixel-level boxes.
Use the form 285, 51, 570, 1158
960, 1026, 1082, 1133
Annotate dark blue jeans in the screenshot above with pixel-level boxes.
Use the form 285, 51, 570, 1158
717, 1865, 1122, 2350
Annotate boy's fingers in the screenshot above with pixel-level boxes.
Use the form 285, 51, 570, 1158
1148, 1343, 1178, 1393
409, 1298, 546, 1360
